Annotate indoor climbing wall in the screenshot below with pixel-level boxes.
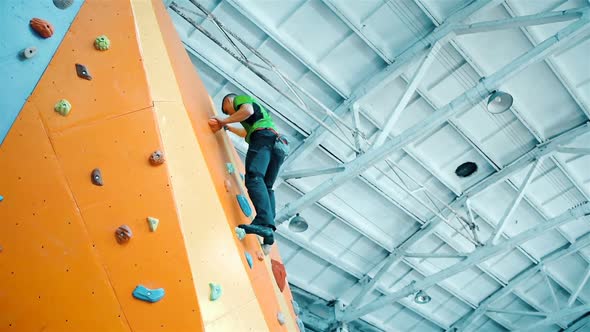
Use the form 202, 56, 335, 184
0, 0, 301, 331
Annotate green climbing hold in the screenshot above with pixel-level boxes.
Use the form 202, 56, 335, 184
54, 99, 71, 116
209, 283, 222, 301
94, 35, 111, 51
147, 217, 159, 232
235, 227, 246, 240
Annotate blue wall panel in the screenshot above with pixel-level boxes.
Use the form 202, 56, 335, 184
0, 0, 84, 145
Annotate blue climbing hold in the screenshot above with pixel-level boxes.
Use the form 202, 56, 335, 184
240, 173, 245, 182
209, 283, 222, 301
237, 194, 252, 217
225, 162, 235, 174
132, 285, 165, 303
0, 195, 3, 202
245, 252, 253, 269
235, 227, 246, 240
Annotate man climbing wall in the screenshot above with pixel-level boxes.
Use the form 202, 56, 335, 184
209, 93, 289, 247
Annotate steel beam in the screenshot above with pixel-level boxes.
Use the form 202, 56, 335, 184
567, 263, 590, 307
542, 266, 561, 311
372, 42, 441, 149
489, 158, 542, 245
486, 308, 547, 317
514, 305, 590, 332
276, 17, 590, 224
565, 314, 590, 331
557, 146, 590, 155
404, 252, 468, 259
282, 166, 345, 180
342, 202, 590, 322
279, 0, 497, 171
453, 7, 586, 35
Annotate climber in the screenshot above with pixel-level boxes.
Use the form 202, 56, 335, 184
208, 93, 289, 246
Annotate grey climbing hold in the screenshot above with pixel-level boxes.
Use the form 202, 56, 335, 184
75, 63, 92, 80
277, 312, 286, 325
53, 0, 73, 9
225, 163, 235, 174
132, 285, 165, 303
262, 244, 271, 256
291, 299, 301, 315
91, 168, 103, 186
235, 227, 246, 240
22, 47, 37, 59
209, 283, 222, 301
147, 217, 159, 232
54, 99, 72, 116
245, 252, 253, 269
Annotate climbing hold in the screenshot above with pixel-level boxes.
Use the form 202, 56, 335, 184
245, 252, 253, 269
236, 194, 252, 217
115, 225, 132, 244
22, 47, 37, 59
271, 259, 287, 292
277, 312, 286, 325
53, 0, 74, 9
149, 150, 165, 166
94, 35, 111, 51
132, 285, 165, 303
240, 173, 245, 182
262, 244, 271, 256
30, 18, 54, 38
0, 195, 3, 202
75, 63, 92, 80
147, 217, 159, 232
225, 163, 235, 174
256, 251, 264, 261
209, 283, 222, 301
296, 317, 305, 332
235, 227, 246, 240
91, 168, 103, 186
54, 99, 72, 116
292, 299, 301, 315
0, 245, 3, 253
223, 179, 232, 192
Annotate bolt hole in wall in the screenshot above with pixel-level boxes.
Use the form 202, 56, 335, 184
455, 161, 478, 178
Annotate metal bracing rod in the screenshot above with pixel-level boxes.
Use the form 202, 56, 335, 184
170, 2, 360, 153
557, 146, 590, 155
404, 252, 468, 259
567, 263, 590, 307
281, 166, 345, 180
489, 158, 542, 245
342, 202, 590, 322
448, 232, 590, 331
351, 104, 363, 153
514, 304, 590, 332
372, 41, 441, 149
275, 17, 590, 224
453, 7, 587, 35
542, 267, 561, 311
279, 0, 497, 171
486, 308, 548, 317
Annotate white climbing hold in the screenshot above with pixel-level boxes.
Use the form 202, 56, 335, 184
277, 312, 286, 325
147, 217, 159, 232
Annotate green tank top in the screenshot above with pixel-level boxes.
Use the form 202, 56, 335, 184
233, 95, 277, 143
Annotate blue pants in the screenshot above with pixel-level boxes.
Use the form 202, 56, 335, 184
245, 130, 286, 230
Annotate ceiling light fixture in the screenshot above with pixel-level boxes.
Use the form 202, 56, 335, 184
414, 290, 431, 304
486, 90, 513, 114
288, 213, 309, 233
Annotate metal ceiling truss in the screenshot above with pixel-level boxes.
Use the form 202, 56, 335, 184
169, 0, 590, 329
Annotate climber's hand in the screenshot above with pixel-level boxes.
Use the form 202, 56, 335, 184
208, 117, 223, 132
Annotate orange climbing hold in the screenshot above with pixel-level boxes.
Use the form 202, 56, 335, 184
30, 18, 54, 38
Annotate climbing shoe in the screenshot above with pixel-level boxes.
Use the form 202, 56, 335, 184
238, 224, 273, 238
263, 233, 274, 245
